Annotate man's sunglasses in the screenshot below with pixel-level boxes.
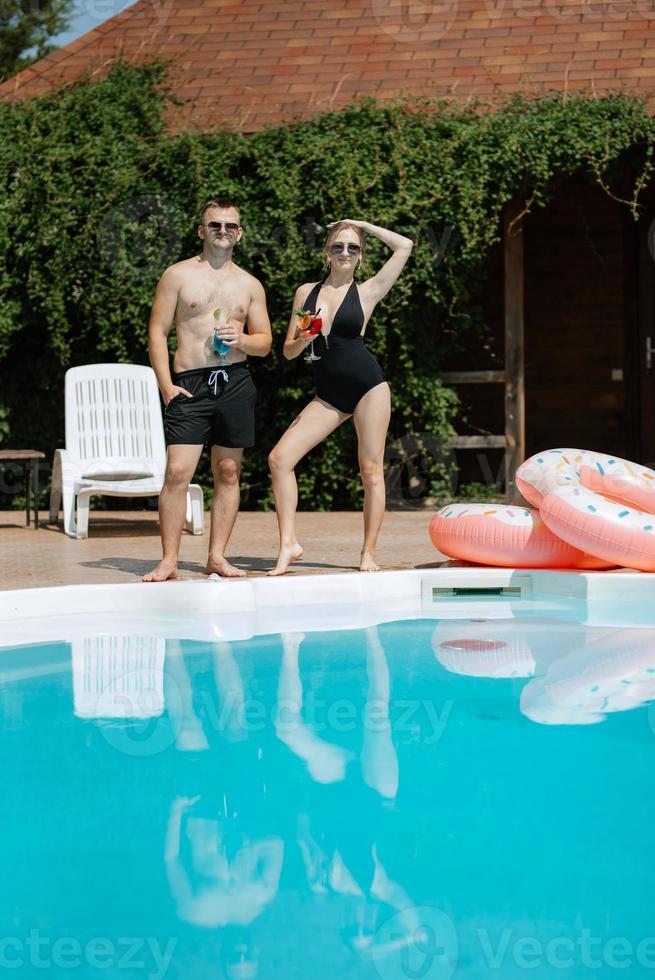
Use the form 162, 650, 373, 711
329, 242, 361, 255
202, 221, 239, 232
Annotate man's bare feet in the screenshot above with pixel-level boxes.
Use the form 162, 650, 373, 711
360, 551, 381, 572
205, 557, 246, 578
143, 559, 178, 582
267, 543, 304, 576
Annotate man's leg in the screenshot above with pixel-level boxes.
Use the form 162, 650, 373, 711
143, 444, 203, 582
205, 445, 246, 578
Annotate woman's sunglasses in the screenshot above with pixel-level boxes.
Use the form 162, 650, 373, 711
202, 221, 239, 232
329, 242, 361, 256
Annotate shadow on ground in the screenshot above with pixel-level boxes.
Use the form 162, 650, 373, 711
56, 520, 162, 538
80, 558, 208, 578
80, 556, 353, 578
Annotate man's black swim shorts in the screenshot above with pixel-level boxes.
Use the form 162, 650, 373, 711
165, 363, 256, 449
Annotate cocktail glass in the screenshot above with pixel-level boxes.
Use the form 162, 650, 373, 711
299, 309, 322, 363
213, 307, 232, 366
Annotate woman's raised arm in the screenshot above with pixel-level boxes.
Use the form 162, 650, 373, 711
330, 219, 413, 305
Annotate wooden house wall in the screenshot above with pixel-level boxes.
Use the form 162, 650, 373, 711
446, 177, 628, 490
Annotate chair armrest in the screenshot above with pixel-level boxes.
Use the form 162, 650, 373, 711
52, 448, 83, 483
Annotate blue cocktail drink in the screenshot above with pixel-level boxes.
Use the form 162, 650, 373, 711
213, 307, 231, 364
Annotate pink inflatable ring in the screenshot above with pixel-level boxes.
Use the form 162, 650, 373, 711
429, 503, 608, 569
517, 449, 655, 572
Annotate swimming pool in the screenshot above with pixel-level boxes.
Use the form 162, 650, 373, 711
1, 569, 655, 979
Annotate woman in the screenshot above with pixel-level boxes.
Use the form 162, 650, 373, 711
268, 219, 413, 575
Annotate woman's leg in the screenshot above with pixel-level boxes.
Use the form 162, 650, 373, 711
268, 398, 350, 575
353, 383, 391, 572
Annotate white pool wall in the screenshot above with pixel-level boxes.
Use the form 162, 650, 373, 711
1, 567, 655, 647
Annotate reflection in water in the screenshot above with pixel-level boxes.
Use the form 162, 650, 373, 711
521, 628, 655, 726
278, 628, 424, 962
432, 619, 614, 680
164, 640, 283, 977
158, 628, 428, 971
5, 615, 655, 978
72, 634, 165, 718
276, 631, 353, 784
433, 619, 537, 678
432, 619, 655, 726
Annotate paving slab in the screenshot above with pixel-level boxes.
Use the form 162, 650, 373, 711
0, 510, 444, 590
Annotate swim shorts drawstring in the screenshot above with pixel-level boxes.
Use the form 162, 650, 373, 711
208, 368, 228, 394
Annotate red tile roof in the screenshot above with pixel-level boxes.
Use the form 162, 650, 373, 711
2, 0, 654, 131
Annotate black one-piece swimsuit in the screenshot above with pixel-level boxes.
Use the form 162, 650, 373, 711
304, 279, 386, 414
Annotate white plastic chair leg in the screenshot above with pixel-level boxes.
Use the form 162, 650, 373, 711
76, 490, 91, 539
184, 484, 205, 535
62, 485, 77, 537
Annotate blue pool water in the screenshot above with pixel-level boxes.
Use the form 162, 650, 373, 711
2, 615, 655, 979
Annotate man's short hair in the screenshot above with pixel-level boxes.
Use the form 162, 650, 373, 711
199, 198, 241, 224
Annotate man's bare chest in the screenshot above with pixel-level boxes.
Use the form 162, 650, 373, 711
177, 280, 250, 323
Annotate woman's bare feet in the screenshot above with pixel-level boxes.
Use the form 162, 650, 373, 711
360, 550, 380, 572
143, 559, 178, 582
205, 557, 246, 578
267, 543, 304, 576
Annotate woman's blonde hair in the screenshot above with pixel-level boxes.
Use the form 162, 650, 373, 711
322, 221, 366, 273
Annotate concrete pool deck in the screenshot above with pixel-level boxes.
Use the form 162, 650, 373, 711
0, 510, 446, 590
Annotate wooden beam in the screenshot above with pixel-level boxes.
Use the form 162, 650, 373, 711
441, 371, 506, 384
504, 200, 525, 500
636, 209, 655, 465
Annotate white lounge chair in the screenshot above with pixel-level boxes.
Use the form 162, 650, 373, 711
49, 363, 204, 538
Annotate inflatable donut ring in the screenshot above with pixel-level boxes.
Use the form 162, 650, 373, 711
431, 620, 603, 679
517, 449, 655, 571
520, 627, 655, 725
432, 620, 535, 677
429, 503, 610, 569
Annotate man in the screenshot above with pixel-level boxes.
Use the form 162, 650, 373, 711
144, 198, 272, 581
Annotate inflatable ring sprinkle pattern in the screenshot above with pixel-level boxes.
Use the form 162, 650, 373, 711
517, 449, 655, 571
520, 628, 655, 725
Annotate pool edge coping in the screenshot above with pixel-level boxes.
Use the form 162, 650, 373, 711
1, 565, 654, 620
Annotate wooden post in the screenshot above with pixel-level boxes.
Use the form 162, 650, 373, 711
504, 200, 525, 501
